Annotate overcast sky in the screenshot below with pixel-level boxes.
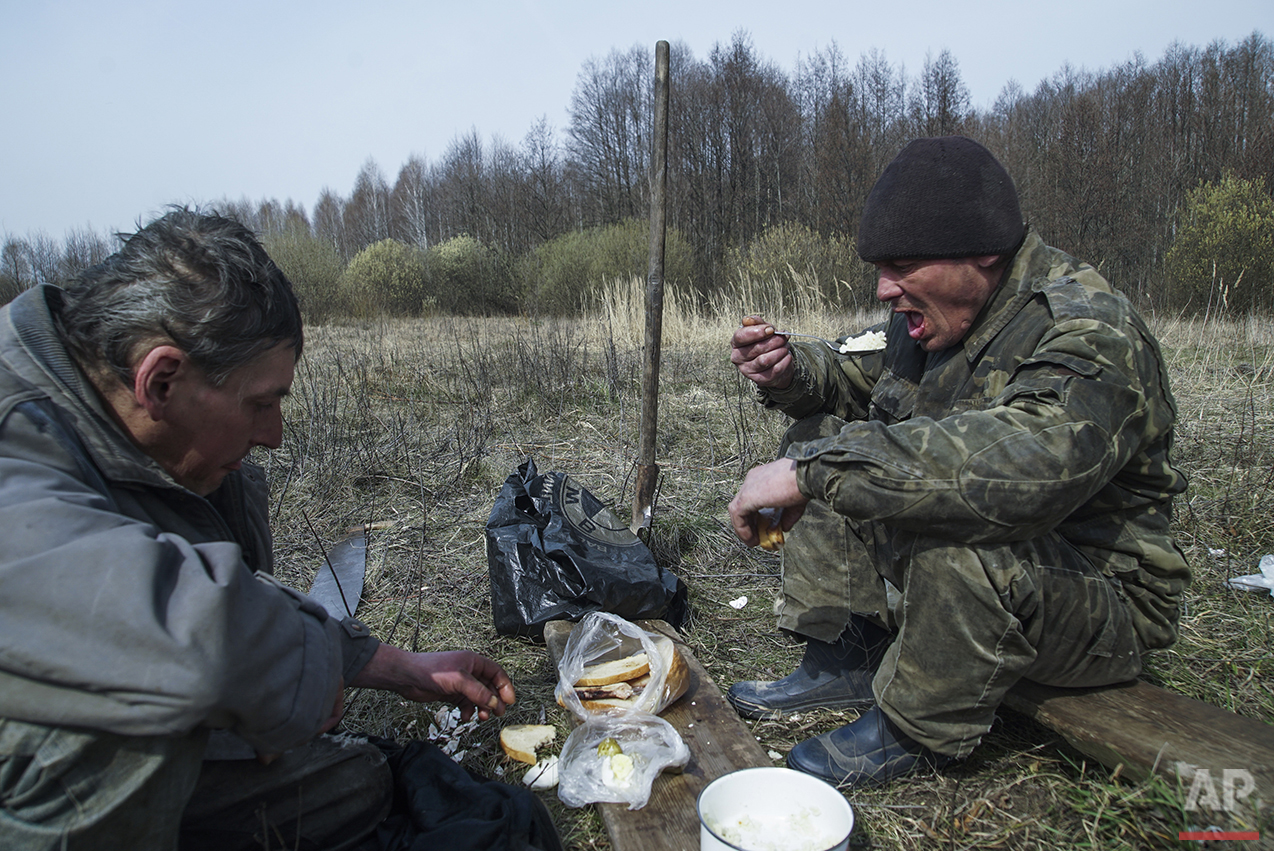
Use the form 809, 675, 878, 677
2, 0, 1269, 241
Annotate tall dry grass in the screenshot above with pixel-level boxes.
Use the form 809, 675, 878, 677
264, 274, 1272, 849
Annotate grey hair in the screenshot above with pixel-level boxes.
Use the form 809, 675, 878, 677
57, 207, 303, 387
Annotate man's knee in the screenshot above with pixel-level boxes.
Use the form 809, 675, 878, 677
779, 413, 849, 455
182, 735, 392, 851
1025, 562, 1143, 687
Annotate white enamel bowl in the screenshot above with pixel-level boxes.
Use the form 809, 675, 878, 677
697, 767, 854, 851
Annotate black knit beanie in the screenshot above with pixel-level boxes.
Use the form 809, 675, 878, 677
857, 136, 1025, 262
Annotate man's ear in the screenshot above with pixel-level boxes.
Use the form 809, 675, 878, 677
975, 254, 1003, 269
132, 345, 191, 421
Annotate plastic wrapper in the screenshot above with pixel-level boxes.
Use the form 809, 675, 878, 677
553, 613, 691, 810
556, 712, 690, 810
484, 459, 688, 638
554, 612, 688, 719
1227, 554, 1274, 597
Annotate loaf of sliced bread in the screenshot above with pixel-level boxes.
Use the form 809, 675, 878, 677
559, 635, 690, 713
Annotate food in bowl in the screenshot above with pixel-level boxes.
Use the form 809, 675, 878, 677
698, 767, 853, 851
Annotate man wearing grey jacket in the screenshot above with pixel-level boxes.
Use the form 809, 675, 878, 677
0, 209, 523, 849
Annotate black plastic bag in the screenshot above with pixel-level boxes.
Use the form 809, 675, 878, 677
484, 458, 688, 638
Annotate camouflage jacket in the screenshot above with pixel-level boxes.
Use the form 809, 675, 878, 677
760, 231, 1190, 649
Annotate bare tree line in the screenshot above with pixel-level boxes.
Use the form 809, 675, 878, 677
3, 30, 1270, 312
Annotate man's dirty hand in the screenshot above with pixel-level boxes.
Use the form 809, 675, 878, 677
732, 315, 796, 390
351, 645, 516, 722
728, 458, 809, 547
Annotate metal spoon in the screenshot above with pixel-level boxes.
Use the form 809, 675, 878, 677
771, 330, 842, 351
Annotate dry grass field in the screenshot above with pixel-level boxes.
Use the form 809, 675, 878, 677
262, 278, 1274, 850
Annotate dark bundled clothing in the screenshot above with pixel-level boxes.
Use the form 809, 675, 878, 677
374, 739, 564, 851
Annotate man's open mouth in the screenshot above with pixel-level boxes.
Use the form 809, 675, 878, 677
903, 310, 926, 340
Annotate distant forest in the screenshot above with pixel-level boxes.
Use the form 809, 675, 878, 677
3, 31, 1272, 317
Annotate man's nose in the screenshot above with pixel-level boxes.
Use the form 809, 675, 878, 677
876, 274, 902, 302
255, 409, 284, 450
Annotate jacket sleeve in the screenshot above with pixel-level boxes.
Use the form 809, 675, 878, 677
791, 315, 1161, 544
0, 406, 344, 753
231, 460, 381, 685
756, 332, 886, 422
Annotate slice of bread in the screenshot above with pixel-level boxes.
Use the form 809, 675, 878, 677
575, 652, 650, 686
499, 723, 557, 765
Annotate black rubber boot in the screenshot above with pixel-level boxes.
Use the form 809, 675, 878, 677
726, 615, 892, 720
786, 705, 955, 788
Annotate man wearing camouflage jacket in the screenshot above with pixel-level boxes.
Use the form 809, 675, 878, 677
726, 136, 1190, 787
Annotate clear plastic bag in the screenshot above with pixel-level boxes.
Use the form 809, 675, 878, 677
556, 712, 690, 810
554, 612, 687, 719
554, 612, 691, 810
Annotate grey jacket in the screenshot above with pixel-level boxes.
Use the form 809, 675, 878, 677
762, 232, 1191, 650
0, 286, 378, 754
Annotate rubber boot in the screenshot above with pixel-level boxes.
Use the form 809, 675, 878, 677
726, 615, 891, 720
787, 705, 955, 787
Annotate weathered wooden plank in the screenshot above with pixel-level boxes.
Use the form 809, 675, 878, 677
545, 619, 772, 851
1003, 679, 1274, 795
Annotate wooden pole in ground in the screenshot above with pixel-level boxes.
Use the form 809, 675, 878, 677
632, 40, 670, 534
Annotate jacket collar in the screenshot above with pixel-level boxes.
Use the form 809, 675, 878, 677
2, 286, 186, 492
960, 230, 1052, 362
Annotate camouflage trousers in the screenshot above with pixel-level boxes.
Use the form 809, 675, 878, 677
775, 415, 1144, 756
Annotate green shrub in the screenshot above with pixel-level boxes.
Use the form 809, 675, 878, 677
424, 235, 516, 315
340, 239, 429, 317
1166, 174, 1274, 314
521, 218, 695, 315
725, 221, 869, 311
262, 228, 346, 323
